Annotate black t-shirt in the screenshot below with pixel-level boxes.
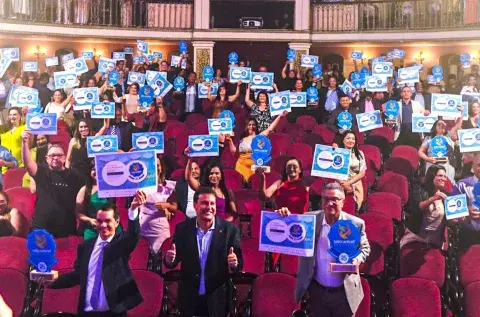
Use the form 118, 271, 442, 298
31, 164, 83, 238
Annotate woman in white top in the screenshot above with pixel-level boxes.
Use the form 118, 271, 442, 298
44, 89, 73, 125
118, 82, 140, 118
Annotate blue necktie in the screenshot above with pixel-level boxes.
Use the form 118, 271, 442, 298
90, 241, 108, 310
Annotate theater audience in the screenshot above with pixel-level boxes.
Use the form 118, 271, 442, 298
1, 107, 26, 173
0, 191, 21, 236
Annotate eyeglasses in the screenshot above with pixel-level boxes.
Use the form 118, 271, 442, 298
47, 154, 65, 159
286, 164, 299, 170
323, 197, 342, 203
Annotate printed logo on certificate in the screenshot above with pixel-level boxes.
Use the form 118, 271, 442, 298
132, 132, 164, 154
444, 194, 469, 220
26, 113, 58, 135
311, 144, 351, 181
86, 135, 119, 157
458, 128, 480, 153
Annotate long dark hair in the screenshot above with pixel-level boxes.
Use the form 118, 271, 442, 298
256, 90, 269, 105
468, 98, 479, 118
281, 157, 303, 182
215, 85, 227, 102
200, 158, 232, 214
241, 117, 259, 139
424, 164, 448, 197
429, 119, 447, 137
84, 160, 113, 212
339, 130, 363, 161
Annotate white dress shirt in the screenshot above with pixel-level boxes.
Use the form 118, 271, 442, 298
315, 216, 345, 287
185, 85, 196, 113
84, 208, 139, 312
185, 184, 196, 218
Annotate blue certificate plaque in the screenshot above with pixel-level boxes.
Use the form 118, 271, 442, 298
132, 132, 164, 154
300, 54, 319, 68
188, 135, 219, 157
269, 91, 291, 116
356, 111, 383, 132
171, 55, 187, 69
391, 49, 406, 59
82, 51, 94, 59
445, 194, 469, 220
151, 73, 173, 97
372, 62, 393, 78
16, 91, 39, 108
432, 65, 443, 82
173, 76, 185, 92
259, 211, 316, 257
23, 61, 38, 72
251, 135, 272, 171
86, 135, 119, 158
146, 70, 166, 85
312, 64, 323, 79
306, 87, 319, 104
137, 40, 149, 54
1, 47, 19, 61
45, 57, 59, 67
431, 94, 462, 118
287, 49, 296, 63
91, 102, 115, 119
0, 56, 13, 78
128, 72, 146, 86
203, 65, 214, 83
219, 110, 236, 129
138, 85, 155, 108
108, 70, 120, 87
7, 85, 37, 107
340, 80, 354, 95
328, 220, 361, 271
458, 128, 480, 153
26, 113, 58, 135
229, 67, 252, 84
412, 114, 438, 133
384, 100, 400, 120
290, 92, 307, 108
473, 183, 480, 210
398, 67, 420, 84
351, 51, 363, 60
153, 52, 163, 59
337, 111, 353, 130
73, 87, 99, 110
228, 52, 238, 65
124, 47, 134, 54
352, 72, 366, 89
112, 52, 126, 60
63, 57, 88, 75
95, 150, 158, 198
251, 72, 274, 90
27, 229, 58, 280
133, 55, 145, 65
208, 118, 233, 135
98, 57, 116, 74
431, 136, 449, 158
366, 76, 387, 92
311, 145, 351, 181
62, 53, 74, 63
198, 83, 218, 99
178, 40, 188, 54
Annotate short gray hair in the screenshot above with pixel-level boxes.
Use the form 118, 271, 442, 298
322, 182, 345, 199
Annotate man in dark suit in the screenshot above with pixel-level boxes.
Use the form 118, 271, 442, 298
173, 71, 202, 122
326, 93, 360, 136
412, 81, 432, 111
164, 187, 243, 317
318, 76, 342, 124
41, 192, 147, 316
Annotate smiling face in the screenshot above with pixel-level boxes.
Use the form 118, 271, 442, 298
130, 85, 139, 95
160, 61, 168, 72
258, 92, 267, 104
219, 86, 226, 96
339, 96, 351, 110
468, 75, 477, 87
0, 192, 9, 214
435, 120, 446, 136
53, 91, 63, 103
471, 102, 480, 117
194, 193, 216, 223
78, 121, 90, 138
285, 159, 301, 180
343, 132, 356, 149
191, 161, 200, 179
46, 145, 66, 170
96, 209, 119, 240
401, 87, 412, 100
328, 77, 337, 89
295, 79, 303, 91
8, 109, 21, 126
208, 167, 222, 186
14, 77, 23, 86
322, 188, 344, 217
246, 119, 257, 135
433, 168, 447, 189
87, 79, 96, 87
36, 134, 48, 147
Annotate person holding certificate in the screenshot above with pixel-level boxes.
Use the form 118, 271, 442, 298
332, 131, 367, 210
207, 82, 241, 118
275, 182, 370, 317
1, 107, 26, 173
326, 93, 360, 137
417, 120, 456, 183
234, 112, 286, 183
400, 165, 449, 249
244, 84, 278, 133
394, 86, 428, 148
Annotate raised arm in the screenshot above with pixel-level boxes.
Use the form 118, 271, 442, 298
281, 61, 288, 79
260, 111, 287, 136
95, 118, 110, 136
21, 130, 37, 176
257, 168, 281, 201
245, 84, 254, 108
228, 82, 241, 102
450, 116, 463, 142
185, 155, 200, 191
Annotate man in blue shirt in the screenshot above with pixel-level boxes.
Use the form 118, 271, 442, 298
451, 154, 480, 251
164, 187, 243, 317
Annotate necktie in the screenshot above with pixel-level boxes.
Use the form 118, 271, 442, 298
90, 241, 108, 310
110, 125, 116, 135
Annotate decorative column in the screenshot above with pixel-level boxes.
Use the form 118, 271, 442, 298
194, 0, 210, 29
288, 42, 311, 70
294, 0, 310, 31
193, 41, 215, 81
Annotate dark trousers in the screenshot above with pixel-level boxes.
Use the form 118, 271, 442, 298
458, 225, 480, 252
193, 295, 209, 317
307, 280, 353, 317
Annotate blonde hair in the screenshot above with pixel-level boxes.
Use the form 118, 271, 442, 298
6, 107, 24, 131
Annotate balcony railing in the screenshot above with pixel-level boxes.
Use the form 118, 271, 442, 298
311, 0, 479, 32
0, 0, 193, 29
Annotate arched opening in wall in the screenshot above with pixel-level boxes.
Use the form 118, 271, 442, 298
439, 53, 460, 80
55, 48, 77, 59
322, 53, 344, 79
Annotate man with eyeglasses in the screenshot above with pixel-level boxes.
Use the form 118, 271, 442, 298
21, 130, 84, 238
275, 182, 370, 317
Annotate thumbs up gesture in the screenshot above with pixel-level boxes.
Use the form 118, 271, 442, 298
227, 247, 238, 270
166, 243, 176, 264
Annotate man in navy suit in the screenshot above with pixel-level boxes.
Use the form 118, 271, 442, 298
164, 187, 243, 317
41, 191, 147, 317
